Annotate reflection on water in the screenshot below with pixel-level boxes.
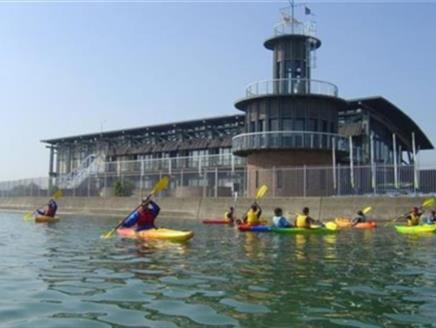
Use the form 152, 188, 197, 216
0, 212, 436, 327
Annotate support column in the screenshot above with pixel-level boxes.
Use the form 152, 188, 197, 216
48, 146, 55, 193
412, 132, 419, 192
393, 133, 398, 189
349, 136, 354, 191
370, 132, 376, 193
332, 137, 336, 191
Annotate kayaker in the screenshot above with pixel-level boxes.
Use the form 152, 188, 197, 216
295, 207, 315, 228
422, 210, 435, 225
36, 199, 58, 217
406, 207, 421, 226
272, 208, 292, 228
351, 210, 366, 227
431, 210, 436, 224
243, 203, 262, 226
121, 197, 160, 231
224, 206, 236, 224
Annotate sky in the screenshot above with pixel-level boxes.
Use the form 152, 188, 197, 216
0, 1, 435, 180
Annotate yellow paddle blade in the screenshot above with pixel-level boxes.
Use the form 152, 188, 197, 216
151, 176, 170, 195
422, 198, 434, 208
362, 206, 372, 214
23, 211, 34, 221
100, 228, 116, 239
325, 221, 338, 231
53, 190, 64, 200
256, 185, 268, 199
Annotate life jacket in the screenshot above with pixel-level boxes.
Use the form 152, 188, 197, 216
137, 201, 160, 228
408, 212, 420, 226
296, 214, 310, 228
246, 209, 260, 225
46, 202, 57, 217
224, 211, 234, 222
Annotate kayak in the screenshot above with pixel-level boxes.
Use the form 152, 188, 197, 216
35, 215, 60, 223
202, 219, 232, 224
394, 225, 436, 234
117, 228, 194, 242
238, 224, 271, 232
272, 225, 338, 234
355, 221, 377, 229
335, 218, 377, 229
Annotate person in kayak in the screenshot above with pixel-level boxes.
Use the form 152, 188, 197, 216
351, 210, 366, 227
121, 197, 160, 231
422, 210, 435, 225
272, 208, 292, 228
295, 207, 315, 228
36, 199, 58, 217
224, 206, 236, 224
243, 203, 262, 226
406, 207, 421, 226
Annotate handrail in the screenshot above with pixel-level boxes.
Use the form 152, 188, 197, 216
232, 131, 349, 153
243, 78, 339, 99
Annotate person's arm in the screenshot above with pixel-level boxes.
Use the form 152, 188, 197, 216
257, 207, 262, 219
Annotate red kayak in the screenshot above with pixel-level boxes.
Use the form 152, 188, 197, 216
202, 219, 232, 224
354, 221, 377, 229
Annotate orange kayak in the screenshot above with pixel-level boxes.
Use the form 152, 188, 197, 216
35, 215, 59, 223
335, 218, 376, 229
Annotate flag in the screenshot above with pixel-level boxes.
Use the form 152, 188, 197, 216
305, 6, 313, 16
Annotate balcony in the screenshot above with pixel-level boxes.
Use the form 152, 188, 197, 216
243, 79, 338, 99
232, 131, 349, 155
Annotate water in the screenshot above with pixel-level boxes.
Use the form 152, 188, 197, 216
1, 212, 436, 327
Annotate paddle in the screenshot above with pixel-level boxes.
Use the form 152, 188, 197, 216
385, 198, 434, 227
100, 176, 169, 239
24, 190, 64, 221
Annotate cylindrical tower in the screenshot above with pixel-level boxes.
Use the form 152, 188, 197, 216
232, 10, 349, 196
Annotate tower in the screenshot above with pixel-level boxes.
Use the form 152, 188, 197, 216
232, 5, 349, 196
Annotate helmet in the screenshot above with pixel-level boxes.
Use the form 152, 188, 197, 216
357, 210, 364, 216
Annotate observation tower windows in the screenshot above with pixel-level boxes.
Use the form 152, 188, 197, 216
270, 119, 279, 131
283, 119, 293, 131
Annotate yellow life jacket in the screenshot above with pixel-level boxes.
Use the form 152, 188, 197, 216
224, 211, 232, 222
408, 213, 420, 226
246, 209, 260, 225
296, 214, 310, 228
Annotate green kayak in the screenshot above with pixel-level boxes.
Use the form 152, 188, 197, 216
394, 225, 436, 234
272, 226, 338, 235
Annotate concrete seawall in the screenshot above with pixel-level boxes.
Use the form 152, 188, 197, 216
0, 196, 432, 221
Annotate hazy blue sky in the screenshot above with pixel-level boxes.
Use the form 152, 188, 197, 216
0, 1, 435, 180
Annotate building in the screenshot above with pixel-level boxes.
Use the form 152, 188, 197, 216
42, 8, 433, 197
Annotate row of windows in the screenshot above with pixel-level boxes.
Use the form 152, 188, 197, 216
248, 118, 335, 133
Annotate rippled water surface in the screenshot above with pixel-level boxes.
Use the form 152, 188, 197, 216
1, 212, 436, 327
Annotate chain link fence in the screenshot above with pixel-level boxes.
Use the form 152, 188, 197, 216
1, 161, 436, 198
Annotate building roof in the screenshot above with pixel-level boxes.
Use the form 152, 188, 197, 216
41, 114, 245, 144
347, 96, 433, 150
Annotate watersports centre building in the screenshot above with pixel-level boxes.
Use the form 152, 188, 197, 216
41, 9, 433, 197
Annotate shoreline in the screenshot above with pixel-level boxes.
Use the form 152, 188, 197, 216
0, 196, 432, 222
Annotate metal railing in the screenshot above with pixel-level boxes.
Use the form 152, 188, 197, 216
232, 131, 349, 154
1, 164, 436, 198
243, 78, 338, 99
272, 21, 317, 38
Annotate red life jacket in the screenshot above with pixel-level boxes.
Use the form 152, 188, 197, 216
137, 207, 156, 227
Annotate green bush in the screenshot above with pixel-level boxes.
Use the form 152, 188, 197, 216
113, 180, 135, 197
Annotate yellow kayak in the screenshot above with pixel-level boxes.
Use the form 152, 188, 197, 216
35, 215, 60, 223
118, 228, 194, 242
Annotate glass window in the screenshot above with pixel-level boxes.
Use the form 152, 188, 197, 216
322, 120, 328, 132
258, 120, 265, 132
308, 119, 318, 132
295, 118, 305, 131
269, 119, 279, 131
282, 119, 293, 131
250, 121, 256, 133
